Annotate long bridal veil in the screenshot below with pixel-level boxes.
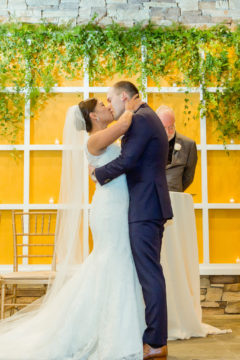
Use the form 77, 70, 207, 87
0, 105, 88, 348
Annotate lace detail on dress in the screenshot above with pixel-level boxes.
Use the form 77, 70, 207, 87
116, 353, 142, 360
84, 142, 103, 168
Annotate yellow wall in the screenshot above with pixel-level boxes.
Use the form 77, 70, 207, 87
31, 93, 83, 145
0, 211, 14, 264
30, 151, 62, 204
0, 152, 24, 204
209, 210, 240, 263
208, 151, 240, 203
0, 82, 239, 266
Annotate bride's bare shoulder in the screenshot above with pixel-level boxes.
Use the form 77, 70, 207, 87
86, 137, 105, 157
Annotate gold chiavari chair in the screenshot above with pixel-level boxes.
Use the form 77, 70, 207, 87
0, 211, 57, 319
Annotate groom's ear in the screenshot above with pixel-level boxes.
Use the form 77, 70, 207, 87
120, 91, 128, 102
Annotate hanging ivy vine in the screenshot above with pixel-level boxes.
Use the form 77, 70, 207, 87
0, 22, 239, 143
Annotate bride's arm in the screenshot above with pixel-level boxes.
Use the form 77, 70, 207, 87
87, 95, 143, 156
87, 111, 132, 156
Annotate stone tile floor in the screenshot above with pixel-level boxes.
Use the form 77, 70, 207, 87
168, 315, 240, 360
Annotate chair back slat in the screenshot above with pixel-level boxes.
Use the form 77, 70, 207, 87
12, 211, 57, 272
47, 215, 51, 233
35, 215, 37, 233
12, 212, 17, 273
21, 215, 24, 234
41, 215, 44, 233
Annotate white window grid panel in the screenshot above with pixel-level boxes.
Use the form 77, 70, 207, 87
0, 70, 240, 275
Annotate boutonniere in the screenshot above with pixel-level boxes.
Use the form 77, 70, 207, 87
174, 143, 182, 151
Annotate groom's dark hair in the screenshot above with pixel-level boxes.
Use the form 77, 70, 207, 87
113, 81, 139, 98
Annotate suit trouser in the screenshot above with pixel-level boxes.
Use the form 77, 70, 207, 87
129, 219, 167, 347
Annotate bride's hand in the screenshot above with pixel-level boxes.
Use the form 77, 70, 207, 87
89, 165, 97, 183
125, 94, 144, 112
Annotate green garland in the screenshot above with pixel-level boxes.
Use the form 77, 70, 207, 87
0, 22, 239, 143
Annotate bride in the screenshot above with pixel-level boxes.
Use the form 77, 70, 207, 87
0, 95, 146, 359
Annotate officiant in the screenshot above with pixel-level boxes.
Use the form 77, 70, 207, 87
156, 105, 198, 192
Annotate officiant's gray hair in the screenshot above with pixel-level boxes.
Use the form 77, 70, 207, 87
156, 105, 175, 119
113, 81, 139, 98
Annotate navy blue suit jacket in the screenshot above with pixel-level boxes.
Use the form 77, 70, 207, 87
95, 103, 173, 223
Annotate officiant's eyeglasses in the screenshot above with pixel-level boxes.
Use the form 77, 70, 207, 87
164, 125, 175, 131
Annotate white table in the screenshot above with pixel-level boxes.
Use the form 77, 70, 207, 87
161, 192, 230, 340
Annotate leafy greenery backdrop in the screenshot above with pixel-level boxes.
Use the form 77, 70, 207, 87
0, 22, 239, 143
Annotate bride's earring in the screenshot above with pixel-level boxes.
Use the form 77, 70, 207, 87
96, 116, 100, 122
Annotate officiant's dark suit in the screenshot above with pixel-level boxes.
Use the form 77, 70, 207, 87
166, 132, 197, 192
95, 103, 173, 348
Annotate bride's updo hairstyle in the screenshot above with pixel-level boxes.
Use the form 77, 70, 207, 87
78, 98, 98, 132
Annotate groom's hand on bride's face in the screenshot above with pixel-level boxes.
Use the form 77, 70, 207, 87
89, 165, 97, 183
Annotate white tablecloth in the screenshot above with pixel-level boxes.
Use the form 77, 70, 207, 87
161, 192, 231, 340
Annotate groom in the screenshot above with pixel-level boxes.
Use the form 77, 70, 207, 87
92, 81, 173, 359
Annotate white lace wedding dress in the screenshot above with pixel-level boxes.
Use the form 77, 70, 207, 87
0, 143, 145, 360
